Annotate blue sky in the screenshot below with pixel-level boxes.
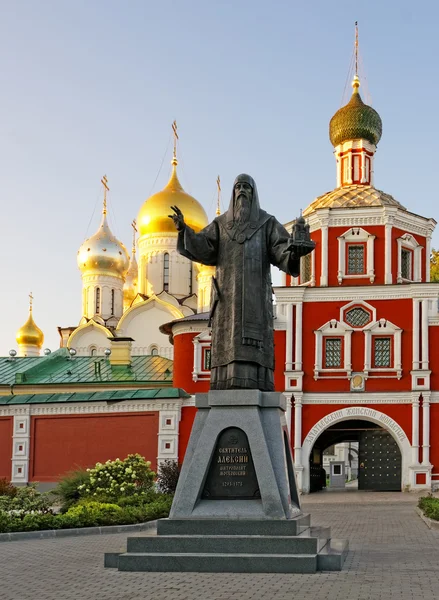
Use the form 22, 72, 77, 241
1, 0, 438, 354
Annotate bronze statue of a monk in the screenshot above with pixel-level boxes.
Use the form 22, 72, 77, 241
169, 173, 314, 391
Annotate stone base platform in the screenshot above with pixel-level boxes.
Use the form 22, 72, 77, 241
104, 515, 348, 573
104, 391, 349, 573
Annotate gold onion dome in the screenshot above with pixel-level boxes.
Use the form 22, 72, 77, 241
137, 158, 208, 236
329, 75, 382, 147
16, 307, 44, 349
77, 212, 129, 277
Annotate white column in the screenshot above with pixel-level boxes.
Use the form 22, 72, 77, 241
320, 220, 329, 286
421, 299, 429, 369
384, 222, 392, 284
411, 395, 420, 466
412, 299, 420, 370
294, 394, 303, 467
426, 235, 432, 282
157, 404, 181, 465
285, 394, 292, 437
285, 304, 293, 371
295, 302, 303, 371
310, 249, 316, 286
11, 414, 31, 485
422, 394, 431, 465
364, 330, 371, 373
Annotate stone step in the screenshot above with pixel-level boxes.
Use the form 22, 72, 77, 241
127, 533, 323, 555
156, 514, 311, 537
316, 539, 349, 571
297, 526, 331, 553
116, 551, 318, 573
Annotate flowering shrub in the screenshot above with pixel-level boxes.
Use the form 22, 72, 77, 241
77, 454, 155, 502
0, 484, 53, 516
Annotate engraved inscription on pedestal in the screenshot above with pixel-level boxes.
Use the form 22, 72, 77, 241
202, 427, 260, 499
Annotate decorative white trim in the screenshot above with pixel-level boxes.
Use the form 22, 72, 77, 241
192, 330, 212, 382
320, 218, 329, 287
300, 407, 412, 493
11, 415, 30, 484
422, 392, 431, 466
301, 392, 413, 404
0, 399, 183, 417
421, 299, 429, 369
274, 282, 439, 304
294, 303, 303, 371
337, 227, 375, 284
412, 394, 420, 466
340, 300, 376, 328
363, 318, 402, 378
397, 233, 423, 284
314, 319, 352, 379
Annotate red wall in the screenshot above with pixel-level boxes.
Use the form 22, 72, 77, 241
29, 412, 159, 482
430, 404, 439, 476
301, 403, 412, 445
179, 406, 197, 463
0, 417, 13, 479
173, 333, 210, 394
297, 297, 413, 393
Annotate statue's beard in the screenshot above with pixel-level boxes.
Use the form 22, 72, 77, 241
235, 196, 251, 223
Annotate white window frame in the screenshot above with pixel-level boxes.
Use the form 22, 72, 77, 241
340, 300, 376, 329
337, 227, 375, 284
192, 330, 212, 382
291, 250, 315, 287
363, 318, 402, 378
397, 233, 423, 283
314, 319, 353, 379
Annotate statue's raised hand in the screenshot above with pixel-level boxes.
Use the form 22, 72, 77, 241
168, 205, 186, 231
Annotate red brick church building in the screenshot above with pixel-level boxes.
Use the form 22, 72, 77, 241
1, 66, 438, 495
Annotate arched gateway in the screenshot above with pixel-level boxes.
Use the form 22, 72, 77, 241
300, 407, 412, 493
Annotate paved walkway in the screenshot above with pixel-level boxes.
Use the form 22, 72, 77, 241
1, 492, 439, 600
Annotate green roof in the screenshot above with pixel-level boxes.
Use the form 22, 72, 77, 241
329, 89, 382, 147
0, 348, 174, 386
0, 388, 190, 405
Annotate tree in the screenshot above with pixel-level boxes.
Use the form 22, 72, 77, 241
431, 249, 439, 282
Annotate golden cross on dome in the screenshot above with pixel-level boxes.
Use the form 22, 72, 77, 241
172, 120, 179, 162
101, 175, 110, 215
216, 175, 221, 216
29, 291, 34, 312
355, 21, 359, 76
131, 219, 137, 253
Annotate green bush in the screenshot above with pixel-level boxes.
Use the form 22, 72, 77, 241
419, 496, 439, 520
52, 468, 91, 512
157, 460, 180, 495
0, 494, 173, 533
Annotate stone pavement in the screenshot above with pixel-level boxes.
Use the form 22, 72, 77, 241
1, 491, 439, 600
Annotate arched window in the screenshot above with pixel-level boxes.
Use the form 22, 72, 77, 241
151, 346, 159, 356
90, 347, 97, 357
95, 288, 101, 314
163, 253, 170, 292
111, 289, 115, 315
188, 261, 193, 295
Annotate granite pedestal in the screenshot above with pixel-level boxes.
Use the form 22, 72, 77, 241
105, 391, 348, 572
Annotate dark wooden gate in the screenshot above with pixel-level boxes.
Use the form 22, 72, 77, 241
358, 430, 401, 491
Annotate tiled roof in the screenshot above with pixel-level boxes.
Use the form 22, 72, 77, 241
303, 185, 405, 216
0, 348, 173, 386
0, 388, 189, 405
